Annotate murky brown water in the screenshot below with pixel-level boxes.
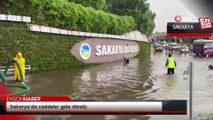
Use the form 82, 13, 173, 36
22, 50, 213, 120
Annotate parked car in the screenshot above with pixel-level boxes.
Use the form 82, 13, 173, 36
179, 46, 189, 54
193, 39, 213, 57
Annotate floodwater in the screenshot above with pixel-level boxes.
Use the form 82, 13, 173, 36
23, 50, 213, 120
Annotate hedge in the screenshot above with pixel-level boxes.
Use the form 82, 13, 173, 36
12, 0, 135, 35
136, 42, 151, 58
68, 0, 107, 10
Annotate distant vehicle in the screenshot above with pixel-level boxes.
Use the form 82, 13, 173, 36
168, 43, 180, 51
179, 46, 189, 54
161, 41, 168, 49
154, 44, 163, 52
153, 42, 161, 46
193, 39, 213, 57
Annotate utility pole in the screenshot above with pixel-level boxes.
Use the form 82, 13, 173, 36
189, 62, 193, 120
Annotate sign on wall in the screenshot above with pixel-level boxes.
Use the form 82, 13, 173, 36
0, 14, 31, 23
95, 45, 139, 56
79, 43, 92, 60
29, 25, 145, 42
71, 38, 140, 63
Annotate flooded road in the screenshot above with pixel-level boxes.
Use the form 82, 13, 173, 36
24, 51, 213, 120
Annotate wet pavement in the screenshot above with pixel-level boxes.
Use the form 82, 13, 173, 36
22, 50, 213, 120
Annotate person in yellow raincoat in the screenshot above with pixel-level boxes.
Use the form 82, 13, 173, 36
14, 52, 25, 81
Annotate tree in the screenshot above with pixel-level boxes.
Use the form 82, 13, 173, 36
107, 0, 156, 35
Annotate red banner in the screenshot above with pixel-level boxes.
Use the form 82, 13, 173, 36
5, 96, 72, 102
167, 33, 212, 37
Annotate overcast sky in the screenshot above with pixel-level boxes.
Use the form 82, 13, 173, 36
148, 0, 198, 33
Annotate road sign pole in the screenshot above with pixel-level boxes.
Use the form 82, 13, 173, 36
189, 62, 193, 120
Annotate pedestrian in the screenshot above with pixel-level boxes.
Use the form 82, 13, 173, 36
209, 65, 213, 70
14, 51, 26, 81
165, 54, 176, 75
123, 57, 129, 65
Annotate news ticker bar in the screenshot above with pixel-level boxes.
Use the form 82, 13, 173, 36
0, 96, 187, 115
167, 22, 213, 37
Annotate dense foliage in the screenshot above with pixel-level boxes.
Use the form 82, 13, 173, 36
1, 0, 155, 35
107, 0, 156, 35
68, 0, 107, 10
1, 0, 135, 35
136, 42, 150, 58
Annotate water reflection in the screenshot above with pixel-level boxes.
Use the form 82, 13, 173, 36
70, 58, 156, 100
166, 76, 177, 89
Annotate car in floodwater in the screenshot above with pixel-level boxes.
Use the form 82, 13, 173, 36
161, 41, 168, 50
193, 39, 213, 57
154, 44, 163, 52
178, 46, 189, 54
168, 43, 180, 51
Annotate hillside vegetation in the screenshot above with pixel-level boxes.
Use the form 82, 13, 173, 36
1, 0, 155, 35
1, 0, 135, 35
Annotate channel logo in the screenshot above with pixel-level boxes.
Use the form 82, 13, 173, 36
198, 17, 212, 30
79, 43, 91, 60
174, 15, 182, 22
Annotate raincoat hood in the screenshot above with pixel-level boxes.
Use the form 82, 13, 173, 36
16, 52, 23, 59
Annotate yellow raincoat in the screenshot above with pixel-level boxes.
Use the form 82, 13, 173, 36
14, 52, 25, 81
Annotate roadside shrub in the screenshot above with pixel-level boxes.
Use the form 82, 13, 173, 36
28, 0, 135, 35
